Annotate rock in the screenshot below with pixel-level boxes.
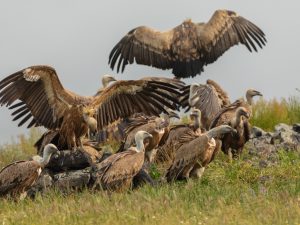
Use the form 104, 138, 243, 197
53, 168, 92, 192
271, 123, 300, 150
251, 126, 266, 138
293, 123, 300, 133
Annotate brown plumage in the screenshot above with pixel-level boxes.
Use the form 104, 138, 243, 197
91, 131, 152, 192
109, 10, 266, 78
117, 110, 179, 162
166, 125, 236, 182
155, 109, 203, 165
181, 80, 262, 129
0, 144, 59, 199
0, 65, 182, 149
210, 106, 251, 158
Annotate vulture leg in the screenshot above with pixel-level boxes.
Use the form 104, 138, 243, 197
228, 149, 233, 162
190, 164, 205, 179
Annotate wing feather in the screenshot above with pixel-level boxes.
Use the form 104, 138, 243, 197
0, 65, 91, 129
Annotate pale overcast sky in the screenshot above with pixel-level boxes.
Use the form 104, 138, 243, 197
0, 0, 299, 143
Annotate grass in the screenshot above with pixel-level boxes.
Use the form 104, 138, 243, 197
0, 97, 300, 224
250, 96, 300, 131
1, 149, 300, 224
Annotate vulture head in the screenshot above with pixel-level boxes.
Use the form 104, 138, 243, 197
188, 83, 200, 107
33, 143, 60, 168
207, 125, 237, 139
236, 107, 250, 119
135, 131, 153, 152
102, 74, 117, 88
82, 106, 98, 134
246, 89, 263, 105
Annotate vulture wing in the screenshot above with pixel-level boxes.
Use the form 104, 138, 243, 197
94, 150, 144, 190
0, 161, 40, 196
198, 10, 266, 65
91, 79, 181, 130
109, 26, 174, 73
110, 10, 266, 78
0, 65, 91, 129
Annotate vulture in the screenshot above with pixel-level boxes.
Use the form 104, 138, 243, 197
109, 9, 266, 78
91, 131, 152, 192
155, 108, 203, 164
166, 125, 236, 182
209, 106, 251, 158
0, 65, 182, 149
94, 74, 117, 96
0, 144, 59, 199
181, 80, 262, 129
117, 110, 179, 160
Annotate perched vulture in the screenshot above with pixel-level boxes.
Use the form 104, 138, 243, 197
0, 144, 59, 199
0, 65, 182, 149
181, 80, 262, 129
209, 106, 251, 158
166, 125, 236, 182
91, 131, 152, 192
155, 108, 203, 164
109, 9, 266, 78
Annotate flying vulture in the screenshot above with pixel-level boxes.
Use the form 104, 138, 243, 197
166, 125, 236, 182
0, 144, 59, 199
0, 65, 183, 149
109, 9, 266, 78
91, 131, 152, 192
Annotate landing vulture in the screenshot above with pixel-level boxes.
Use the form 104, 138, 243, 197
109, 9, 266, 78
0, 65, 182, 149
0, 144, 59, 199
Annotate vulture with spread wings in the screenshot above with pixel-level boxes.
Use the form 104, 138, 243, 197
0, 65, 182, 149
109, 9, 266, 78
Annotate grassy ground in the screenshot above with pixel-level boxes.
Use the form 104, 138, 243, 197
0, 97, 300, 224
1, 150, 300, 225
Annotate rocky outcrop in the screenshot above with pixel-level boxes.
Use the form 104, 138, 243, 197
247, 123, 300, 167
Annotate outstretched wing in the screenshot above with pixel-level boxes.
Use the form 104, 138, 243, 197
198, 9, 266, 64
0, 65, 91, 129
91, 79, 181, 130
109, 26, 174, 73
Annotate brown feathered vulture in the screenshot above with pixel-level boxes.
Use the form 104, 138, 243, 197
209, 105, 251, 158
0, 65, 182, 149
109, 9, 266, 78
155, 108, 203, 164
91, 131, 152, 192
181, 80, 262, 129
0, 144, 59, 199
166, 125, 236, 182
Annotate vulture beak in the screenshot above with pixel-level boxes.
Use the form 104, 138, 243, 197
231, 129, 238, 136
255, 90, 263, 96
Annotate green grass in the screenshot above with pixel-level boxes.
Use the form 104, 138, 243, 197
250, 96, 300, 131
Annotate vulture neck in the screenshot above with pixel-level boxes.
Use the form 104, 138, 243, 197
231, 110, 243, 128
135, 137, 145, 153
36, 149, 53, 168
193, 116, 201, 130
246, 93, 254, 105
206, 127, 226, 140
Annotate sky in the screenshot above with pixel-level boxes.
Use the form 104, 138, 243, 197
0, 0, 299, 144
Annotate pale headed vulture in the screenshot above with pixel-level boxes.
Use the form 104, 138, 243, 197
0, 65, 183, 149
109, 9, 266, 78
